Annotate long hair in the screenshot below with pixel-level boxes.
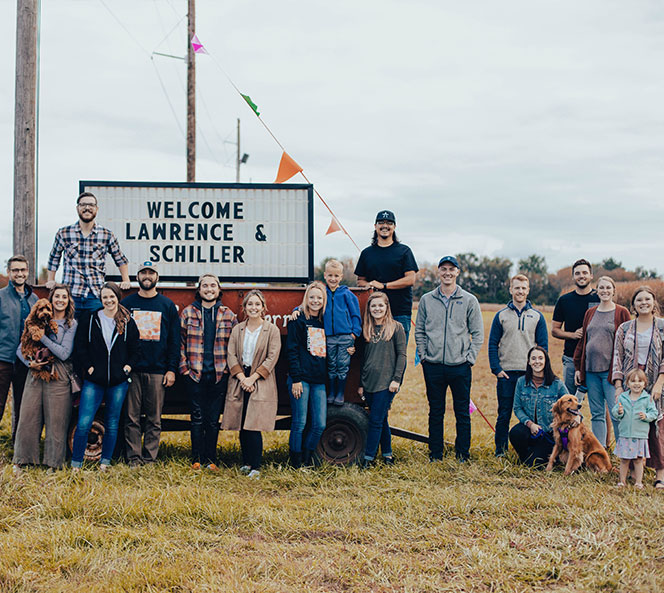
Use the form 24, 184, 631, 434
631, 285, 661, 317
362, 291, 397, 342
300, 281, 326, 320
48, 283, 75, 328
241, 289, 267, 319
370, 230, 400, 246
524, 345, 557, 387
100, 282, 131, 335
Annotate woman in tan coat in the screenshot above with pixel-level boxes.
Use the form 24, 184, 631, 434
221, 290, 281, 478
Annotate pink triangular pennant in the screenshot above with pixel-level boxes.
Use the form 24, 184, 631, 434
191, 34, 208, 54
325, 217, 341, 235
469, 399, 477, 415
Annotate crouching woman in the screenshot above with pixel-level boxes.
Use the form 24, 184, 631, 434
509, 346, 568, 466
71, 282, 141, 470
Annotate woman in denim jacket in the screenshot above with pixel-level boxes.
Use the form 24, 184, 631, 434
509, 346, 568, 466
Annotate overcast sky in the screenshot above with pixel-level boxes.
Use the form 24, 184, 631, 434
2, 0, 664, 278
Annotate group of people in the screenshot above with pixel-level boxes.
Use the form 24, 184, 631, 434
1, 196, 663, 488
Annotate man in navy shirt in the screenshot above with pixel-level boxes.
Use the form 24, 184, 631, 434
354, 210, 418, 341
121, 261, 180, 466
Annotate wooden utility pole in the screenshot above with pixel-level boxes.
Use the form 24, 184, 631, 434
236, 118, 240, 182
186, 0, 196, 182
13, 0, 39, 280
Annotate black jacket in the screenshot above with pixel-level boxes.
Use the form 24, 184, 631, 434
74, 310, 142, 387
286, 314, 327, 384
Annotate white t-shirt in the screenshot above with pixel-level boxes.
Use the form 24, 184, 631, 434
637, 326, 653, 366
242, 325, 262, 368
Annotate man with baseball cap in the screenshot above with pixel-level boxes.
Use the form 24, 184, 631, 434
121, 261, 180, 466
354, 210, 418, 341
415, 255, 484, 462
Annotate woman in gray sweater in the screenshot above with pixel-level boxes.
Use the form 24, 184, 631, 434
13, 285, 77, 471
358, 291, 407, 466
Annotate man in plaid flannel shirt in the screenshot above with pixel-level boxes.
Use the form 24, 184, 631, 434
46, 192, 130, 317
179, 274, 237, 470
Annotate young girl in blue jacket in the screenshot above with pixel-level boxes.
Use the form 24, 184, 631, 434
611, 368, 658, 489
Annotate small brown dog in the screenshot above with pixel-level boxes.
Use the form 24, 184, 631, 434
20, 298, 59, 382
545, 393, 612, 475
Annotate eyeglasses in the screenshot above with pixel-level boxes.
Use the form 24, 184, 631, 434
78, 202, 97, 210
9, 267, 28, 274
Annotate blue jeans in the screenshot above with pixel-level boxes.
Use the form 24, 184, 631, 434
73, 295, 103, 320
327, 334, 355, 380
494, 371, 525, 456
423, 361, 472, 460
393, 315, 411, 344
561, 355, 576, 396
71, 380, 129, 466
364, 389, 395, 460
288, 380, 327, 453
585, 370, 618, 446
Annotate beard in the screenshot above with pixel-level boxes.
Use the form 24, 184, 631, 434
139, 278, 157, 291
78, 211, 96, 223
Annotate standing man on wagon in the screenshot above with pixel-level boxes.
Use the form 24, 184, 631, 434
354, 210, 418, 341
46, 191, 131, 317
121, 261, 180, 467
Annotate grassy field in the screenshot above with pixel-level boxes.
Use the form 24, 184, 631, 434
1, 309, 663, 592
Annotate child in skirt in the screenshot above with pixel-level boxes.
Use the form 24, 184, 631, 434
358, 291, 407, 466
611, 368, 658, 489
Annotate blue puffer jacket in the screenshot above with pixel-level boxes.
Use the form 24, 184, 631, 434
323, 285, 362, 337
513, 376, 568, 431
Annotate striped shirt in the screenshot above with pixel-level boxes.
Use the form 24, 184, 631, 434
47, 222, 128, 298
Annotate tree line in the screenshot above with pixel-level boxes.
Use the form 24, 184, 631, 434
314, 255, 661, 306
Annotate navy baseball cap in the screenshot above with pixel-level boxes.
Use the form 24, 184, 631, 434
438, 255, 460, 269
375, 210, 396, 224
137, 260, 159, 275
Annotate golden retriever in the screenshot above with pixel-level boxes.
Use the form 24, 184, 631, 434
545, 393, 612, 475
20, 298, 59, 382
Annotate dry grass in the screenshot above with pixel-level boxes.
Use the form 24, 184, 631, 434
1, 309, 663, 593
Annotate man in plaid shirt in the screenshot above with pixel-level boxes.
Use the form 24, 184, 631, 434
180, 273, 237, 471
46, 192, 130, 317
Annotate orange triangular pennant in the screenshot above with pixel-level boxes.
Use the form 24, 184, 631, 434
274, 151, 302, 183
326, 217, 342, 235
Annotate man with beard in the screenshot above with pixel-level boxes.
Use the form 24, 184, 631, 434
121, 261, 180, 466
354, 210, 418, 341
179, 274, 237, 470
0, 255, 38, 439
552, 258, 600, 394
46, 192, 130, 318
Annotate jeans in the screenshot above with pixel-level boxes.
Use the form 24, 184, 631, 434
422, 361, 472, 460
186, 372, 227, 465
73, 295, 103, 320
393, 315, 411, 344
494, 371, 525, 456
364, 389, 395, 460
585, 370, 618, 446
509, 423, 555, 467
561, 355, 576, 396
0, 359, 29, 443
288, 380, 327, 453
71, 380, 129, 466
327, 334, 355, 380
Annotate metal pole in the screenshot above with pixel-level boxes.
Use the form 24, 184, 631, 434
13, 0, 39, 281
236, 118, 240, 182
186, 0, 196, 182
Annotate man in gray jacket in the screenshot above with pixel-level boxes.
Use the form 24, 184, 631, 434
415, 255, 484, 462
0, 255, 38, 439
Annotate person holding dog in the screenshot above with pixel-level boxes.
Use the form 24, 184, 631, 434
573, 276, 630, 447
509, 346, 568, 466
612, 286, 664, 489
611, 368, 658, 489
13, 284, 77, 470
